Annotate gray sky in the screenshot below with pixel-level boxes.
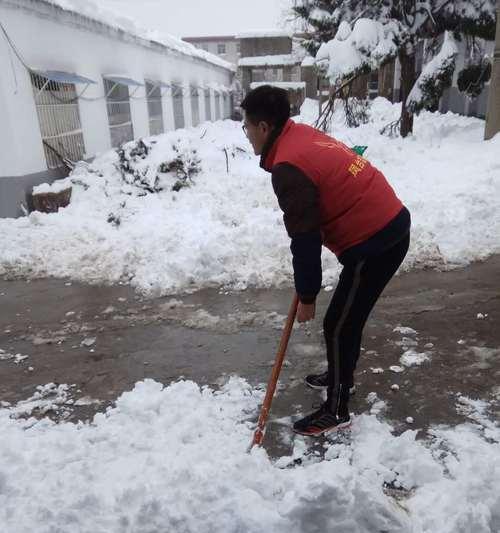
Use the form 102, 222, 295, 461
101, 0, 295, 39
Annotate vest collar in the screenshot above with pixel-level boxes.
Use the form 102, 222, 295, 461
259, 119, 294, 172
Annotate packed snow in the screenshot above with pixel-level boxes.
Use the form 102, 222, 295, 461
1, 377, 499, 532
1, 97, 499, 296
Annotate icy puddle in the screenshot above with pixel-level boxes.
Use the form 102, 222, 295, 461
1, 377, 499, 533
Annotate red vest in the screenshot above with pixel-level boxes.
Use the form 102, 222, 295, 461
264, 120, 403, 256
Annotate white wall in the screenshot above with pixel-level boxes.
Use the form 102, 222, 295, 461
0, 24, 46, 176
0, 1, 234, 177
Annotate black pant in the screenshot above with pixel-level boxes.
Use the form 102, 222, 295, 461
324, 233, 410, 416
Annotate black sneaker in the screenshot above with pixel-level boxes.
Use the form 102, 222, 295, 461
292, 402, 351, 437
305, 371, 356, 395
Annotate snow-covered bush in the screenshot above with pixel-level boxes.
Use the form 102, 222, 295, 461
117, 137, 201, 193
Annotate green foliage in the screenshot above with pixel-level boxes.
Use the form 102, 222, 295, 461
457, 60, 492, 98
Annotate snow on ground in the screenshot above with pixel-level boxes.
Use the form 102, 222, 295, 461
1, 377, 499, 533
1, 98, 499, 296
1, 100, 499, 531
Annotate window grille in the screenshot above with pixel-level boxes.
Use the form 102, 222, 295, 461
223, 92, 231, 118
104, 78, 134, 147
172, 84, 185, 129
214, 92, 221, 120
146, 81, 164, 136
190, 86, 200, 126
204, 88, 212, 121
30, 72, 86, 169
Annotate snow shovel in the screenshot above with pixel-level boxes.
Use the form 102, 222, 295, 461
249, 293, 299, 451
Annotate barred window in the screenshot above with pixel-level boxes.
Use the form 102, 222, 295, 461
190, 86, 200, 126
223, 93, 231, 119
214, 92, 221, 120
30, 72, 86, 169
146, 81, 164, 136
172, 84, 185, 129
104, 78, 134, 147
204, 88, 212, 121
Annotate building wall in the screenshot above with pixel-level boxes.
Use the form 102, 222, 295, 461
239, 36, 292, 58
300, 66, 317, 99
0, 0, 233, 217
183, 37, 239, 67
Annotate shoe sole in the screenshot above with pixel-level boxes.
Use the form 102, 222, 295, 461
292, 420, 352, 437
305, 382, 356, 395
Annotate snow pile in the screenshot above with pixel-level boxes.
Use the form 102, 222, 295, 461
1, 99, 499, 295
1, 377, 498, 532
33, 180, 73, 195
7, 383, 75, 419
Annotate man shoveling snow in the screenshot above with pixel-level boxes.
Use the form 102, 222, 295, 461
241, 85, 411, 437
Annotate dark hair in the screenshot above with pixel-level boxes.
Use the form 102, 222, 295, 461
240, 85, 290, 128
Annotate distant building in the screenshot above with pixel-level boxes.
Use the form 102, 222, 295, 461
183, 30, 317, 116
0, 0, 235, 218
236, 30, 309, 115
182, 35, 240, 67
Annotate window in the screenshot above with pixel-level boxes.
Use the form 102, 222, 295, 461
223, 92, 231, 119
104, 78, 134, 147
252, 68, 265, 82
190, 85, 200, 126
205, 88, 212, 121
31, 72, 86, 169
146, 81, 164, 136
217, 43, 226, 55
214, 92, 221, 120
368, 71, 379, 100
236, 42, 241, 55
201, 44, 209, 51
172, 83, 185, 129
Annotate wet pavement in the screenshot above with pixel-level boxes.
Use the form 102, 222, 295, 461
0, 256, 499, 456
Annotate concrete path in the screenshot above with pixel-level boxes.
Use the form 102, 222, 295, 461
1, 256, 498, 456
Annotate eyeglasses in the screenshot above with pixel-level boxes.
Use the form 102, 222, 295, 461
242, 124, 248, 137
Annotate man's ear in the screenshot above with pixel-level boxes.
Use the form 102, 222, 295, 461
259, 121, 272, 134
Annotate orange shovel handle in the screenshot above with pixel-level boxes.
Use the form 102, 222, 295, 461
249, 293, 299, 450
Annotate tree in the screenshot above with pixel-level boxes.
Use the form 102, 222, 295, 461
292, 1, 497, 137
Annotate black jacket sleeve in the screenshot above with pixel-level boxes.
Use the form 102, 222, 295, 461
271, 163, 322, 304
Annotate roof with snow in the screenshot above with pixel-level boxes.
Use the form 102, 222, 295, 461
236, 29, 293, 39
183, 35, 237, 43
238, 54, 301, 67
38, 0, 235, 72
301, 55, 316, 67
249, 81, 306, 90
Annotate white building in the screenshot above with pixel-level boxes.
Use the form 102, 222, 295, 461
0, 0, 236, 218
